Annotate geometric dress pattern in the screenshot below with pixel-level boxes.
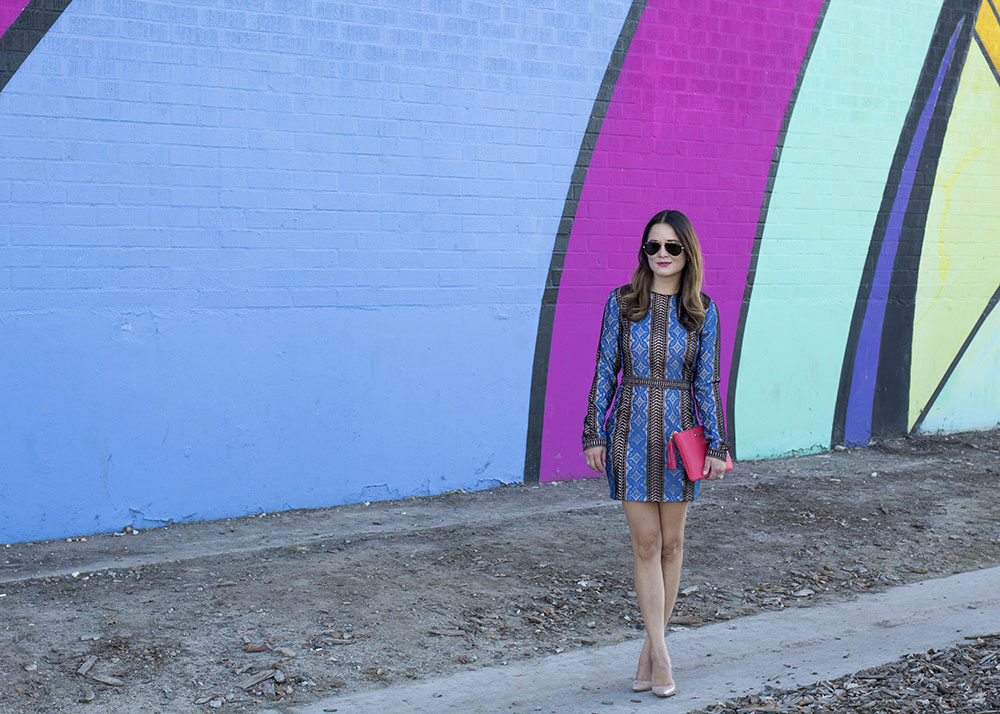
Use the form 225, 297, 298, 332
583, 286, 730, 501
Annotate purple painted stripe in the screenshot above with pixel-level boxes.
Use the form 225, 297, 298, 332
843, 20, 964, 447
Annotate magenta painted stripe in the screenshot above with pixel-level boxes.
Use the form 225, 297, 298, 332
843, 19, 964, 447
539, 0, 824, 482
0, 0, 31, 37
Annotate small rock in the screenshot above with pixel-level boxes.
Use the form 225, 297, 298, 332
209, 699, 223, 709
680, 586, 699, 596
236, 669, 276, 689
78, 686, 96, 703
24, 663, 37, 672
89, 673, 125, 687
671, 616, 704, 626
793, 589, 815, 597
273, 669, 287, 684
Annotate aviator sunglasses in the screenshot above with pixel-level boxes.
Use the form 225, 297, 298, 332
643, 240, 685, 257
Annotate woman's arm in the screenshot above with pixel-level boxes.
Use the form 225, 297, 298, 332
582, 290, 621, 451
693, 298, 730, 463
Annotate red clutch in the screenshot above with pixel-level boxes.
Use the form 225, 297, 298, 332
667, 426, 733, 481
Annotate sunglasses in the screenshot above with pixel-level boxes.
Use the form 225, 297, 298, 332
643, 240, 685, 257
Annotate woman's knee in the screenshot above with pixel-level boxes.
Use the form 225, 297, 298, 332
660, 538, 683, 563
632, 533, 662, 562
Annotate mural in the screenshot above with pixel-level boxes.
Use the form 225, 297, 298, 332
0, 0, 637, 543
0, 1, 65, 91
532, 0, 1000, 476
529, 0, 827, 479
1, 0, 998, 541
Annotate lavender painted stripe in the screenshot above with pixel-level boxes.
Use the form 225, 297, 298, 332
843, 20, 964, 447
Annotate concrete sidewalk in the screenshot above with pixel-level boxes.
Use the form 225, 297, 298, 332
262, 566, 1000, 714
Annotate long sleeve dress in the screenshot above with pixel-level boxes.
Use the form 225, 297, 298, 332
583, 286, 729, 502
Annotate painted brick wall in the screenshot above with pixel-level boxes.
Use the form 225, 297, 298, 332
3, 0, 999, 544
0, 0, 634, 542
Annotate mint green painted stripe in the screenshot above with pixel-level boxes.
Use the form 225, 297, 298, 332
734, 0, 944, 459
920, 303, 1000, 433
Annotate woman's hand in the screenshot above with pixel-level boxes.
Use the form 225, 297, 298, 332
584, 446, 607, 474
703, 455, 727, 480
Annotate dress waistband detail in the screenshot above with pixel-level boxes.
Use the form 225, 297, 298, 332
622, 376, 691, 390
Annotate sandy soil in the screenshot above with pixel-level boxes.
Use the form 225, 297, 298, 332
1, 430, 999, 713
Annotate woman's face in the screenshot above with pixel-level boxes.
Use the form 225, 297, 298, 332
645, 223, 687, 281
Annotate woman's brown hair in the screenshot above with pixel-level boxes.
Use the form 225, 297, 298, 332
623, 209, 706, 331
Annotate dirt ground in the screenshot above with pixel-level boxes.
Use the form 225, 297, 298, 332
2, 429, 999, 713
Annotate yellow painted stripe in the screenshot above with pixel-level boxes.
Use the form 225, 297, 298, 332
976, 0, 1000, 72
909, 45, 1000, 428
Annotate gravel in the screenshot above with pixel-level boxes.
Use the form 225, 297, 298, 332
687, 635, 1000, 714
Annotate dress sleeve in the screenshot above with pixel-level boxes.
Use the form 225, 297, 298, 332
582, 290, 621, 450
694, 298, 730, 460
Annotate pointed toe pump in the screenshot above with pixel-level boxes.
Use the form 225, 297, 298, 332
652, 682, 676, 698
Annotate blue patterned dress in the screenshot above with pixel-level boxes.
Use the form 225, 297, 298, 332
583, 287, 729, 501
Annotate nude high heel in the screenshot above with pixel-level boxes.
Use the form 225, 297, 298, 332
652, 682, 676, 697
651, 652, 676, 697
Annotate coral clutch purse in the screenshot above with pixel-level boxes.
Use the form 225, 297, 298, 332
667, 426, 733, 481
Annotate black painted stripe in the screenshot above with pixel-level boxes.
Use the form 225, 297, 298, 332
1, 0, 74, 94
974, 31, 1000, 86
910, 282, 1000, 434
987, 0, 1000, 24
725, 0, 830, 461
871, 2, 979, 441
523, 0, 649, 484
832, 1, 979, 446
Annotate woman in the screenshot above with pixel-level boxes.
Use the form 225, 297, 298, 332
583, 209, 729, 698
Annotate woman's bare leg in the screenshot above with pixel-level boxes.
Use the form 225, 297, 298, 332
657, 501, 688, 686
630, 501, 689, 684
623, 501, 669, 684
634, 635, 652, 682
